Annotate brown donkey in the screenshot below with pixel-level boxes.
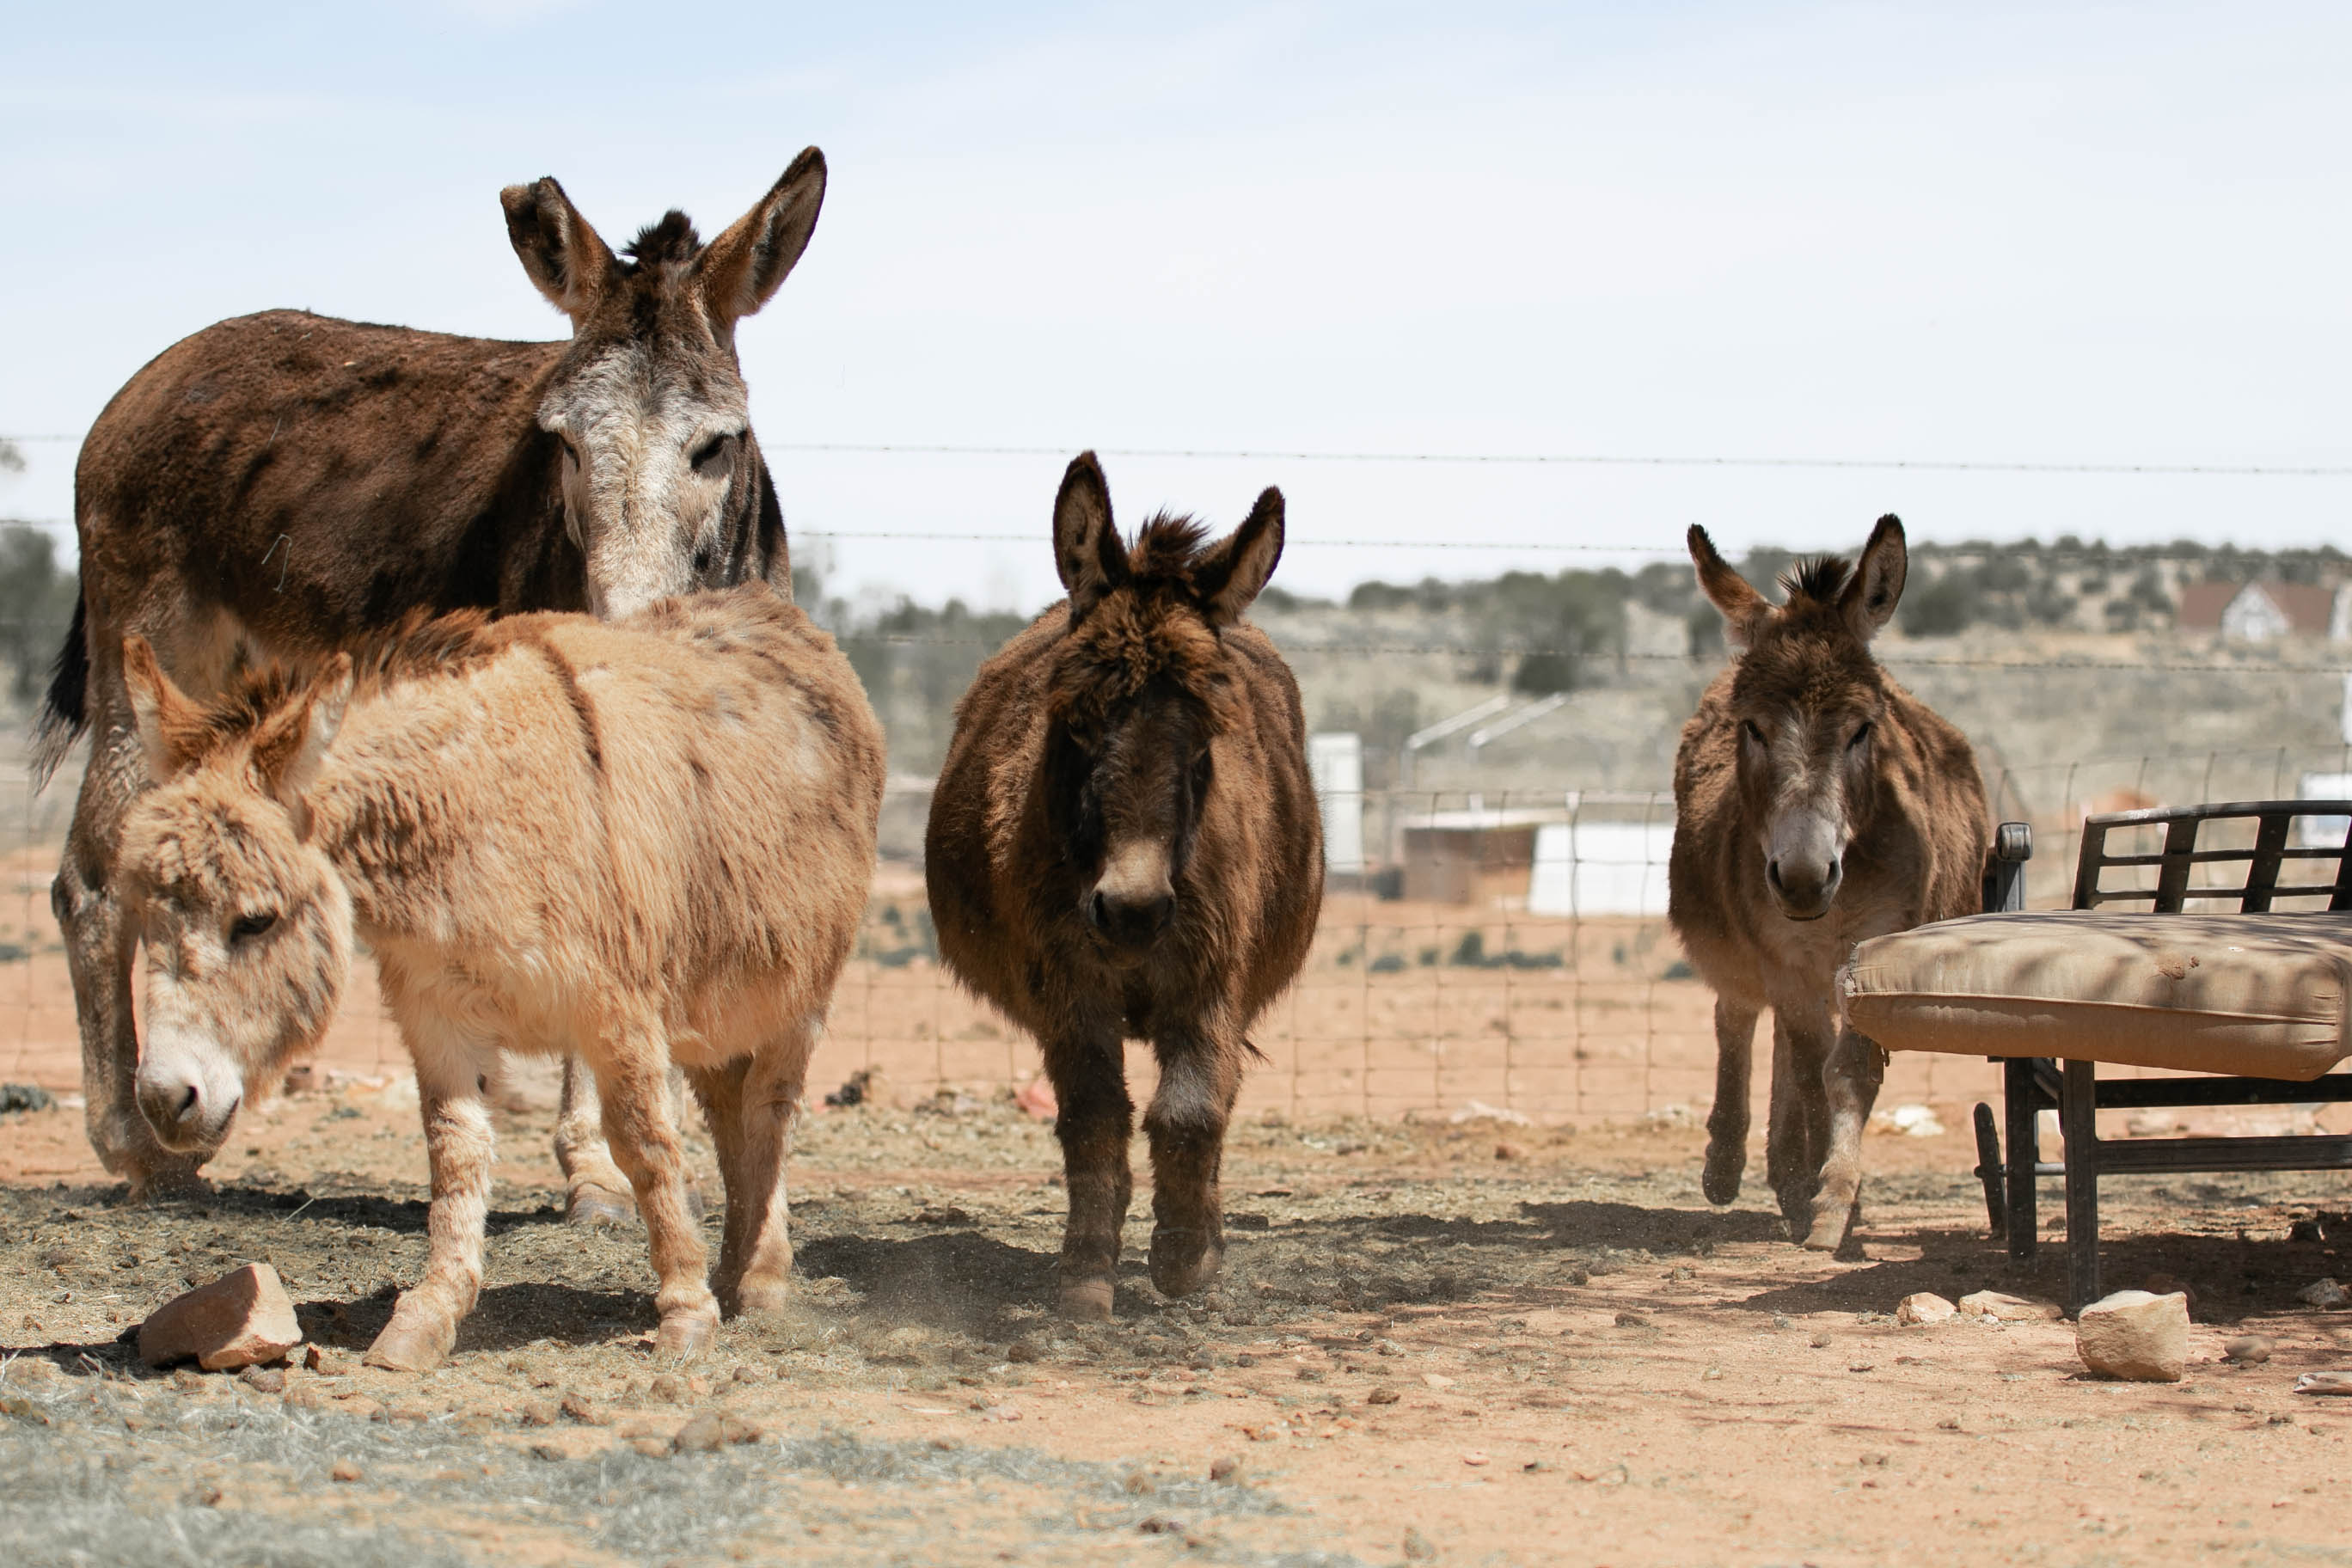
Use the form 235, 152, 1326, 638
114, 584, 884, 1368
1669, 518, 1988, 1251
927, 454, 1321, 1320
40, 152, 825, 1209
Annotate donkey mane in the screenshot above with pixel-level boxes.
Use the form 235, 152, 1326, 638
1051, 513, 1241, 729
1777, 554, 1853, 608
622, 211, 702, 271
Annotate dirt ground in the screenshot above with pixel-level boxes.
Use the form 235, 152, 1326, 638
4, 1068, 2351, 1567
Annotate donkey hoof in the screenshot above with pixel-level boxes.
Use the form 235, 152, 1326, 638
1700, 1149, 1745, 1208
1057, 1278, 1115, 1321
653, 1313, 717, 1364
1148, 1233, 1224, 1299
364, 1309, 456, 1373
566, 1182, 636, 1229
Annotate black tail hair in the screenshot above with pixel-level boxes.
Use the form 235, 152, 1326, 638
28, 595, 88, 792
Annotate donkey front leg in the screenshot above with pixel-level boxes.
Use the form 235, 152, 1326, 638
1043, 1023, 1135, 1321
1765, 1008, 1834, 1241
596, 1028, 719, 1362
365, 1032, 498, 1371
1703, 997, 1760, 1206
1143, 1031, 1240, 1300
690, 1020, 816, 1319
1804, 1027, 1887, 1253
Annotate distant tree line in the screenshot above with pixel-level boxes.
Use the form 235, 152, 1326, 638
0, 523, 78, 705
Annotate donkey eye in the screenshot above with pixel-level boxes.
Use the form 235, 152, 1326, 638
1740, 720, 1765, 746
1847, 720, 1874, 749
690, 432, 738, 475
230, 912, 279, 945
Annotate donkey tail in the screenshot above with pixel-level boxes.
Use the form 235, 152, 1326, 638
29, 594, 89, 793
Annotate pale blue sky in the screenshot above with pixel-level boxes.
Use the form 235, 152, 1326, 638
4, 3, 2349, 609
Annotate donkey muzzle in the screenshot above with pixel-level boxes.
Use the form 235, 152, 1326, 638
135, 1044, 243, 1154
1767, 854, 1843, 921
1089, 840, 1177, 951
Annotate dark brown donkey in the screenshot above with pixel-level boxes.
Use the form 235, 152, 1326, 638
37, 151, 828, 1206
1668, 518, 1988, 1251
927, 453, 1321, 1320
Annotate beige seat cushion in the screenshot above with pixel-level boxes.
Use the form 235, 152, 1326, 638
1838, 911, 2352, 1080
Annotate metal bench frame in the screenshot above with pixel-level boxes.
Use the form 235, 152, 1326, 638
1970, 800, 2352, 1311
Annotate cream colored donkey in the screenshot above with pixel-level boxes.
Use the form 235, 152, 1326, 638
113, 584, 884, 1368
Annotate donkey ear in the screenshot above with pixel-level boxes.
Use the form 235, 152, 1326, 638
1195, 487, 1285, 627
1688, 525, 1770, 649
1052, 451, 1128, 623
500, 176, 616, 322
252, 655, 353, 815
1838, 514, 1908, 642
695, 147, 827, 333
122, 636, 200, 783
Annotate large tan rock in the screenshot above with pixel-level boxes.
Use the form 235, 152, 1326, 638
138, 1264, 302, 1370
1896, 1292, 1958, 1326
2075, 1289, 2189, 1382
1958, 1289, 2064, 1322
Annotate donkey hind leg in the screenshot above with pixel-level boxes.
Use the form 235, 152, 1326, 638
1702, 998, 1761, 1206
1804, 1026, 1888, 1254
555, 1056, 635, 1227
556, 1058, 704, 1227
57, 693, 205, 1197
1044, 1022, 1135, 1321
596, 1024, 719, 1363
689, 1019, 816, 1319
366, 1023, 499, 1371
1143, 1030, 1241, 1300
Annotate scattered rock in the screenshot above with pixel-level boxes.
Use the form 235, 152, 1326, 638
824, 1068, 895, 1110
720, 1414, 762, 1444
2225, 1334, 2275, 1364
138, 1264, 302, 1371
1461, 1450, 1490, 1467
647, 1374, 685, 1404
1004, 1339, 1040, 1364
330, 1460, 362, 1483
238, 1366, 285, 1394
2294, 1277, 2348, 1309
0, 1083, 57, 1114
519, 1400, 558, 1428
672, 1413, 726, 1454
1958, 1289, 2063, 1322
1124, 1472, 1156, 1495
1365, 1387, 1401, 1406
1494, 1142, 1526, 1161
629, 1436, 671, 1458
559, 1393, 606, 1425
1208, 1455, 1241, 1482
2075, 1290, 2190, 1382
528, 1442, 565, 1462
283, 1385, 325, 1412
2293, 1372, 2352, 1396
1896, 1293, 1958, 1326
1137, 1516, 1185, 1534
1402, 1525, 1438, 1560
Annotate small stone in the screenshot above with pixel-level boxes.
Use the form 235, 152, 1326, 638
239, 1366, 285, 1394
2293, 1371, 2352, 1395
1137, 1515, 1185, 1534
529, 1442, 564, 1461
518, 1400, 559, 1428
1461, 1450, 1490, 1467
2076, 1290, 2190, 1382
1208, 1455, 1241, 1482
559, 1393, 606, 1425
1896, 1293, 1958, 1326
330, 1459, 362, 1483
1124, 1472, 1156, 1495
2226, 1334, 2275, 1363
672, 1412, 726, 1453
138, 1264, 302, 1371
1005, 1339, 1039, 1363
1494, 1142, 1526, 1161
1402, 1525, 1438, 1560
2294, 1277, 2349, 1309
630, 1436, 671, 1457
284, 1385, 325, 1412
171, 1369, 205, 1393
1958, 1289, 2064, 1322
1365, 1386, 1401, 1406
647, 1374, 685, 1404
720, 1414, 762, 1444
